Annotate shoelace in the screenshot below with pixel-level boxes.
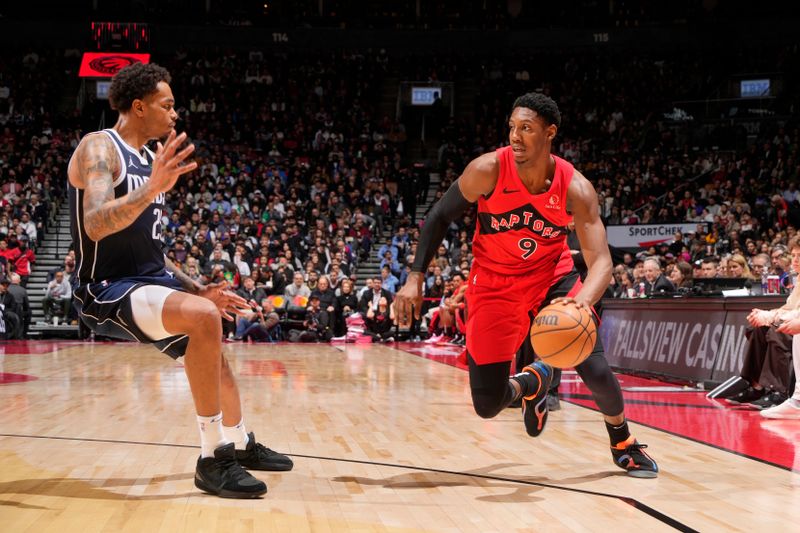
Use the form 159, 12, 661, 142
252, 442, 280, 460
218, 457, 252, 482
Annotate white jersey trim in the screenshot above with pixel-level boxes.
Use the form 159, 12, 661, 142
101, 130, 128, 188
106, 128, 149, 166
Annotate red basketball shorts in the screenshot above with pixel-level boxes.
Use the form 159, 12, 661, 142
465, 263, 585, 365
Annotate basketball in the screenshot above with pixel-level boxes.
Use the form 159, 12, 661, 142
530, 303, 597, 368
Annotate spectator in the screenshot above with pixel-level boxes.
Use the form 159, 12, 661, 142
237, 276, 267, 304
18, 212, 36, 244
719, 237, 800, 410
43, 270, 72, 324
751, 253, 771, 282
236, 299, 281, 342
728, 254, 755, 280
284, 271, 310, 299
334, 278, 358, 337
379, 249, 401, 276
666, 261, 693, 290
698, 257, 719, 278
48, 253, 77, 284
0, 277, 22, 339
205, 248, 237, 285
377, 236, 398, 262
310, 275, 337, 316
612, 266, 636, 298
359, 277, 393, 316
11, 235, 34, 287
379, 265, 400, 295
365, 296, 394, 342
642, 258, 675, 296
7, 272, 30, 337
289, 295, 333, 342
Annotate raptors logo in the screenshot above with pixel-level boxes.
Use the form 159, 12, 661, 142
79, 53, 151, 78
546, 193, 560, 209
89, 55, 141, 75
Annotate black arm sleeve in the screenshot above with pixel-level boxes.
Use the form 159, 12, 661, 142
411, 181, 474, 273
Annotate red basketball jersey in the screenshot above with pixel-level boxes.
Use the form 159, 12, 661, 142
472, 146, 575, 276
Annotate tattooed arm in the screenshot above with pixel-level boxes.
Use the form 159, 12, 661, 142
164, 256, 201, 294
71, 130, 197, 242
75, 133, 156, 242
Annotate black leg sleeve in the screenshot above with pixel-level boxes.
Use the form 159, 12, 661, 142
573, 337, 625, 417
468, 353, 514, 419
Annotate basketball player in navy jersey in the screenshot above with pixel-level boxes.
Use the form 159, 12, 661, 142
394, 93, 658, 477
68, 63, 292, 498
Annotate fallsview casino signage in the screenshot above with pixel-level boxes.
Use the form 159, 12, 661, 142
600, 299, 760, 383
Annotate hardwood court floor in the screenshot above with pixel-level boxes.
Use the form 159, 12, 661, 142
2, 340, 800, 532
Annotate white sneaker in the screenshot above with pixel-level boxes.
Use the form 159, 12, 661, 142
760, 398, 800, 419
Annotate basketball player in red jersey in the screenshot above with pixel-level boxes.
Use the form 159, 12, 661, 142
394, 93, 657, 477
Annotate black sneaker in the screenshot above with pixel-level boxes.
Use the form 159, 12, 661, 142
727, 387, 765, 405
546, 393, 561, 412
195, 443, 268, 498
521, 362, 553, 437
749, 391, 788, 410
235, 432, 294, 471
611, 437, 658, 478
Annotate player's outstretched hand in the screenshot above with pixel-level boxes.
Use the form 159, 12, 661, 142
197, 281, 251, 321
149, 130, 197, 195
393, 273, 424, 328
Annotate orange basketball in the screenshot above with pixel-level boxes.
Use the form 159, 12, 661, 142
530, 303, 597, 368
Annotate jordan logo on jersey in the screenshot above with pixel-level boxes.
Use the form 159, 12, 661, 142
478, 204, 566, 238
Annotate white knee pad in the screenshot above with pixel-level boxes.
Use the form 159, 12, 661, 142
129, 285, 178, 341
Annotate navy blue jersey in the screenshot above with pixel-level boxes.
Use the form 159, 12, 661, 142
70, 129, 167, 285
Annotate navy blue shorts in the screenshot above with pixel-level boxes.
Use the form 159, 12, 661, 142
73, 274, 190, 359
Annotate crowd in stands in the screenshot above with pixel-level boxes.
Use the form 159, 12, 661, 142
0, 40, 798, 356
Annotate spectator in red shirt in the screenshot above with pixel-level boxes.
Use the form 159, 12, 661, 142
12, 235, 35, 287
0, 239, 20, 274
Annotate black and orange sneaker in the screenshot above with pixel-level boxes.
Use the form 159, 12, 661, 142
521, 362, 553, 437
611, 436, 658, 478
235, 432, 294, 471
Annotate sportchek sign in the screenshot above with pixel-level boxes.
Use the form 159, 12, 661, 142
79, 52, 151, 78
606, 223, 705, 249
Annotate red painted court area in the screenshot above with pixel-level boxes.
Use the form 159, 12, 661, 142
0, 340, 98, 355
397, 341, 800, 473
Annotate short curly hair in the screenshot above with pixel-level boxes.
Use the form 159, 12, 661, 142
108, 63, 171, 112
511, 92, 561, 128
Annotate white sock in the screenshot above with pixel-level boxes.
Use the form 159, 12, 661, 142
223, 419, 250, 450
197, 413, 229, 458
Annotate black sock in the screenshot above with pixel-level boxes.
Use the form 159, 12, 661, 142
510, 369, 542, 401
605, 419, 631, 446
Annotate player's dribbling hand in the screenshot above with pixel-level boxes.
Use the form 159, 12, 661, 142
550, 296, 590, 309
197, 281, 251, 321
149, 130, 197, 194
393, 273, 424, 328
